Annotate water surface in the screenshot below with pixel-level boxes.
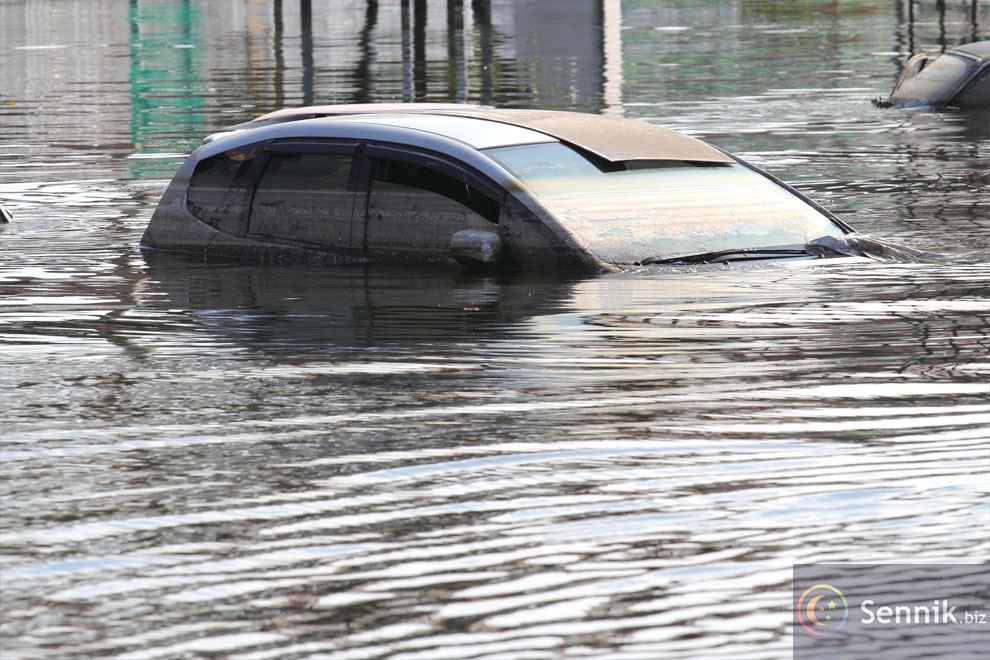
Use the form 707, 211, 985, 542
1, 0, 988, 657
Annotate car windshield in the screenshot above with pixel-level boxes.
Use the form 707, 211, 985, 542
486, 142, 845, 264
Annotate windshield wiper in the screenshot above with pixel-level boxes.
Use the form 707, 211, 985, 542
637, 248, 809, 266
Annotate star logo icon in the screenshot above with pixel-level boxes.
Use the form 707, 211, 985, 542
796, 584, 849, 637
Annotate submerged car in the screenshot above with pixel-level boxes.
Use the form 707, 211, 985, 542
874, 41, 990, 109
142, 105, 925, 272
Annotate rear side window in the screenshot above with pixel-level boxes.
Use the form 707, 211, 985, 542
248, 153, 356, 248
186, 146, 260, 234
373, 159, 499, 224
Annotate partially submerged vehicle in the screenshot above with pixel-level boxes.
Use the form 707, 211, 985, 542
143, 105, 929, 272
874, 41, 990, 109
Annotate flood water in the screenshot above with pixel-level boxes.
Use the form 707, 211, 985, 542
1, 0, 989, 657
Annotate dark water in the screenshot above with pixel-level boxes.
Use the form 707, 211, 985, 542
1, 1, 989, 657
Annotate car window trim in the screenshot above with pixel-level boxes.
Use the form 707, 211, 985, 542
362, 142, 505, 202
264, 138, 359, 154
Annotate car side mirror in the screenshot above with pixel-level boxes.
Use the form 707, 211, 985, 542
450, 230, 503, 268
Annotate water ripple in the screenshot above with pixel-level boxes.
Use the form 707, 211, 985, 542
2, 0, 989, 657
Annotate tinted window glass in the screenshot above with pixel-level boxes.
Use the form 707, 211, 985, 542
488, 142, 844, 265
956, 69, 989, 106
186, 146, 260, 234
373, 159, 499, 224
249, 153, 355, 248
257, 152, 352, 191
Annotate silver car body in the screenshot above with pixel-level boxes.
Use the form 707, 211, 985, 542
142, 105, 854, 272
877, 40, 990, 109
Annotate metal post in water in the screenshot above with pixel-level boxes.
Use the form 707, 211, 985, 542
447, 0, 468, 103
972, 0, 980, 43
413, 0, 428, 100
300, 0, 314, 104
907, 0, 915, 55
602, 0, 623, 115
894, 0, 905, 77
472, 0, 493, 105
353, 0, 378, 104
401, 0, 412, 101
936, 0, 946, 53
273, 0, 284, 107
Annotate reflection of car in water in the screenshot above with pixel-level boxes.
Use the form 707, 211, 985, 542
143, 105, 929, 273
139, 252, 579, 349
874, 41, 990, 109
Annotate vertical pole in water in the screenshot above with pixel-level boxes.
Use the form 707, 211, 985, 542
472, 0, 493, 106
401, 0, 413, 102
301, 0, 314, 104
354, 0, 377, 104
413, 0, 428, 100
894, 0, 904, 77
907, 0, 915, 55
447, 0, 468, 103
602, 0, 623, 116
936, 0, 946, 53
273, 0, 284, 108
972, 0, 980, 44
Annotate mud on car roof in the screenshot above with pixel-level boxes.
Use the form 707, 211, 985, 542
410, 108, 733, 164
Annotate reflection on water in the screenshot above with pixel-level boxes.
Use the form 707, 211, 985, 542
1, 0, 988, 657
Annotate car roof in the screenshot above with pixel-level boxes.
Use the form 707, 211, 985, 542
327, 113, 558, 150
950, 40, 990, 61
251, 102, 491, 122
233, 104, 734, 164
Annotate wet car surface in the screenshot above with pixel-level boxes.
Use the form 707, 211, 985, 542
874, 40, 990, 109
144, 106, 871, 272
2, 0, 988, 657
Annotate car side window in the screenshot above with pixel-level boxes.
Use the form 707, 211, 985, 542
372, 159, 500, 224
186, 146, 260, 235
248, 152, 355, 248
365, 156, 501, 259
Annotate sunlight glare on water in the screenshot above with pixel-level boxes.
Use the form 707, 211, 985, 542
0, 0, 988, 658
